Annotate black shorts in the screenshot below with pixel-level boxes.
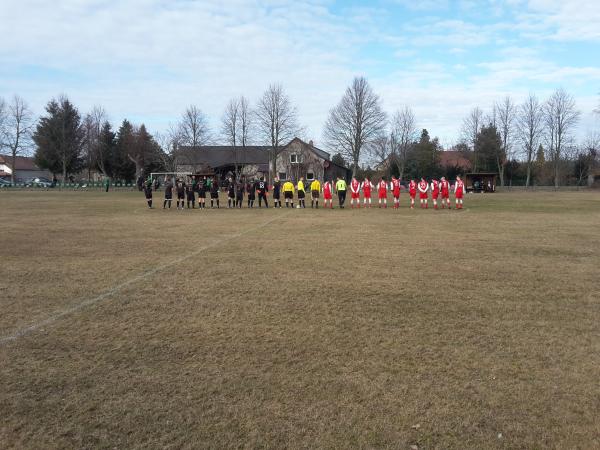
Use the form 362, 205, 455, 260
187, 192, 195, 201
210, 192, 219, 199
248, 194, 255, 200
298, 190, 305, 199
284, 191, 293, 199
198, 191, 206, 199
144, 190, 152, 199
273, 191, 280, 200
312, 190, 319, 199
165, 193, 172, 200
236, 194, 243, 201
228, 191, 235, 199
177, 193, 184, 200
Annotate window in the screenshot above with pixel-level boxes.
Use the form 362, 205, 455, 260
306, 172, 315, 180
279, 172, 287, 180
290, 153, 303, 164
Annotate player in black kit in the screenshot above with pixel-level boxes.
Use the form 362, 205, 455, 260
197, 177, 206, 209
256, 177, 269, 208
186, 177, 196, 209
227, 177, 236, 208
163, 177, 173, 209
175, 178, 186, 210
246, 179, 256, 208
143, 177, 153, 208
235, 178, 245, 208
272, 177, 281, 208
210, 176, 220, 208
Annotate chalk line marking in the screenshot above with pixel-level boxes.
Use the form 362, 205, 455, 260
1, 212, 290, 346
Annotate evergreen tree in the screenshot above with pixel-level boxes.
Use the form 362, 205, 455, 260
474, 124, 502, 173
97, 121, 117, 178
33, 97, 84, 181
408, 129, 442, 178
115, 120, 136, 181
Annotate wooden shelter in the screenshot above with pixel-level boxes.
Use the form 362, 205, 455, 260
465, 172, 497, 192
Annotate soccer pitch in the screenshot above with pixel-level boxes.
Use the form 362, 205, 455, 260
1, 190, 599, 449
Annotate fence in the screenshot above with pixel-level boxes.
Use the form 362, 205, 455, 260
0, 181, 137, 189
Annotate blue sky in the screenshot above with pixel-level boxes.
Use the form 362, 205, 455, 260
1, 0, 599, 149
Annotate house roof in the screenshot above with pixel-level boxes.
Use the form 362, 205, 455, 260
176, 146, 271, 168
439, 151, 472, 169
0, 154, 42, 171
177, 137, 341, 169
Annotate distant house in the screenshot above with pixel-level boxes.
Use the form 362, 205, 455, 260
0, 155, 52, 182
176, 137, 350, 183
438, 150, 472, 172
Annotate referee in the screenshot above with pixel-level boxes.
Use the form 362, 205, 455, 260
335, 176, 347, 208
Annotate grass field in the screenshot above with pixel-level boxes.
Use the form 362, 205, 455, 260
1, 189, 599, 449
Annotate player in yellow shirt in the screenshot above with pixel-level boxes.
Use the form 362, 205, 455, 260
310, 179, 321, 208
282, 180, 295, 208
297, 177, 306, 208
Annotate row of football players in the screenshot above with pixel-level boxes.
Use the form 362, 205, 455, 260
347, 176, 466, 210
142, 175, 465, 210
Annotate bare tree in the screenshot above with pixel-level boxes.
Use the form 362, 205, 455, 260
494, 96, 517, 186
461, 106, 484, 171
517, 94, 544, 187
543, 88, 580, 188
178, 105, 210, 148
389, 106, 417, 179
255, 84, 301, 180
81, 106, 107, 180
3, 96, 34, 184
368, 134, 390, 170
324, 77, 387, 176
221, 96, 253, 177
0, 97, 6, 149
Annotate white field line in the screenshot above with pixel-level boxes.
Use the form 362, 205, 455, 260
0, 212, 289, 346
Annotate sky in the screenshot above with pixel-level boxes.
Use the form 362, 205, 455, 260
1, 0, 599, 150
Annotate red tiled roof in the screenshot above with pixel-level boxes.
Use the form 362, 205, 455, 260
0, 154, 41, 171
439, 151, 472, 169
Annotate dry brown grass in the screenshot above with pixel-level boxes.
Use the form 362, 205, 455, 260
1, 189, 599, 449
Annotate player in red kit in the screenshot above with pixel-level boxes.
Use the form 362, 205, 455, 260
391, 176, 401, 208
418, 177, 429, 209
361, 177, 374, 208
350, 177, 361, 208
430, 178, 440, 209
454, 175, 465, 209
408, 179, 417, 209
323, 180, 334, 209
440, 176, 451, 209
377, 178, 388, 208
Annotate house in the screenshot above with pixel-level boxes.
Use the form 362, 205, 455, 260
439, 150, 472, 172
0, 154, 52, 182
175, 137, 350, 183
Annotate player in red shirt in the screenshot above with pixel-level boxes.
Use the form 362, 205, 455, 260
350, 177, 361, 209
430, 178, 440, 209
323, 180, 333, 209
408, 179, 417, 209
361, 177, 374, 208
439, 176, 450, 209
454, 175, 465, 209
417, 177, 429, 209
377, 178, 388, 208
390, 176, 401, 209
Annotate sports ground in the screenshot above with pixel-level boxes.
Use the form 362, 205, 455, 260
1, 189, 599, 449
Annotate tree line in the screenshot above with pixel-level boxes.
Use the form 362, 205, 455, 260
0, 80, 598, 186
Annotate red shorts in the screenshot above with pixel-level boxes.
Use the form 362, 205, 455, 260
419, 192, 428, 199
441, 190, 449, 199
410, 190, 416, 198
324, 192, 332, 200
351, 192, 360, 199
393, 190, 400, 199
455, 191, 464, 199
378, 190, 387, 199
432, 190, 439, 199
363, 190, 371, 198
